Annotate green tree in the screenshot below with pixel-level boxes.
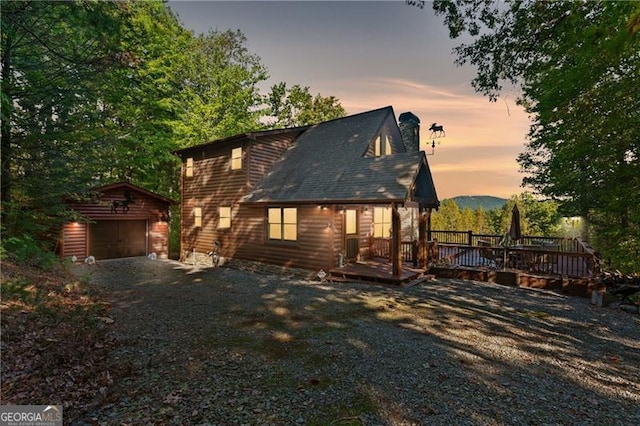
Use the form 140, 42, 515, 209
519, 193, 560, 236
473, 207, 491, 234
96, 0, 191, 195
459, 207, 475, 231
175, 29, 268, 147
1, 0, 130, 238
431, 198, 462, 230
266, 82, 346, 128
427, 0, 640, 271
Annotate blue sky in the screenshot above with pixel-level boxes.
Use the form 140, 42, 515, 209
168, 1, 531, 199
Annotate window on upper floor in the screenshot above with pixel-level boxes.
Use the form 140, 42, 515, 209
373, 133, 392, 157
186, 157, 194, 177
219, 206, 231, 229
231, 147, 242, 170
268, 207, 297, 241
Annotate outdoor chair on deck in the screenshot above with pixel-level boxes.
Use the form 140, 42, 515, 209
479, 240, 503, 269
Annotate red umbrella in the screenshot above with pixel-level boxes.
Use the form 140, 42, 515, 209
509, 204, 522, 243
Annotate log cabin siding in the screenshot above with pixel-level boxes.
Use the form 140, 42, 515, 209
62, 222, 88, 259
231, 205, 336, 271
248, 135, 296, 187
181, 143, 248, 254
180, 133, 302, 260
333, 211, 343, 264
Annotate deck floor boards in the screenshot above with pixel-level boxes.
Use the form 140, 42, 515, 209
329, 258, 423, 285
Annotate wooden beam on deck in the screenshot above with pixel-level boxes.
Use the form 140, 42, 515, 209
418, 206, 428, 268
391, 203, 402, 277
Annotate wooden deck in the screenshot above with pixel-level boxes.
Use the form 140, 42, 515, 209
329, 258, 425, 286
439, 245, 594, 278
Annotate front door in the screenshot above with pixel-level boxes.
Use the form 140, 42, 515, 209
344, 209, 359, 261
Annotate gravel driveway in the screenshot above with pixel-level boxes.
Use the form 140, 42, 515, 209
76, 257, 640, 425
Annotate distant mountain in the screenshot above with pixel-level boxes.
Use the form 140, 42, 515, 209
448, 195, 508, 211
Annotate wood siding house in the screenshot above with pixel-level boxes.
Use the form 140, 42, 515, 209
174, 106, 439, 276
61, 182, 175, 261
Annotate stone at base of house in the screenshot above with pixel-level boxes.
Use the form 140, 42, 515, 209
224, 258, 317, 280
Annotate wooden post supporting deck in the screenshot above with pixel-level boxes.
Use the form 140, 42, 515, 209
391, 203, 402, 277
418, 206, 428, 268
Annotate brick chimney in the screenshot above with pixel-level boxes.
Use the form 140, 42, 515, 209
399, 112, 420, 153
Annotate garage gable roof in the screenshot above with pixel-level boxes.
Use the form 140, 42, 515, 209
93, 182, 177, 205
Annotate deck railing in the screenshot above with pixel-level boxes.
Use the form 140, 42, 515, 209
371, 236, 597, 278
370, 238, 415, 263
429, 230, 581, 253
437, 243, 596, 278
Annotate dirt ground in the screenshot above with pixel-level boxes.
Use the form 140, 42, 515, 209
72, 257, 640, 425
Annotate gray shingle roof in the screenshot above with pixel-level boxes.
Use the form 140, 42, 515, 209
242, 106, 439, 207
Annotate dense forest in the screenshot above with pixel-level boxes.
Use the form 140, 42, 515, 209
1, 1, 638, 273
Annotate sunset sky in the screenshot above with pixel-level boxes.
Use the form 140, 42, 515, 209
168, 1, 532, 199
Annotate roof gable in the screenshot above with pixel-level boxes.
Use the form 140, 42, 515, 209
364, 112, 406, 157
241, 107, 439, 206
411, 157, 440, 208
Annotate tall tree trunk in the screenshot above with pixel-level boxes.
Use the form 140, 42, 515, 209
1, 30, 13, 215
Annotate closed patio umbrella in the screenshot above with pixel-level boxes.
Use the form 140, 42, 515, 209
509, 205, 522, 244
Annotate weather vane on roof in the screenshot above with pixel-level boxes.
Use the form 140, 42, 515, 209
429, 123, 445, 138
426, 122, 445, 155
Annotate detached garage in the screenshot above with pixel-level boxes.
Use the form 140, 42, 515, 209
61, 182, 176, 261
